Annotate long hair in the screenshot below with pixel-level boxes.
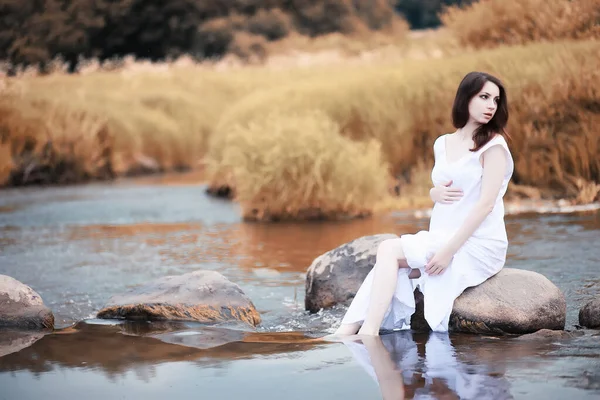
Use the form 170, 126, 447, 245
451, 71, 510, 151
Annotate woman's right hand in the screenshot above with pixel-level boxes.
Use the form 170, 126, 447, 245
430, 180, 463, 204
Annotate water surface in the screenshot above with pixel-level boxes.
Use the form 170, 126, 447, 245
0, 176, 599, 399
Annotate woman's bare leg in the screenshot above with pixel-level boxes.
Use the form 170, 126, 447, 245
334, 240, 416, 336
358, 238, 408, 336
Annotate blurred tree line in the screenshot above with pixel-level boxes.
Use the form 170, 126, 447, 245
394, 0, 474, 29
0, 0, 471, 69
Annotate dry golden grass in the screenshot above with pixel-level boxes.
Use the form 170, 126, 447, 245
2, 29, 600, 219
442, 0, 600, 49
214, 109, 389, 221
0, 65, 296, 185
208, 40, 600, 208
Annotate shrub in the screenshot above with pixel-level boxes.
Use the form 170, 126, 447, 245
245, 8, 292, 41
0, 65, 287, 185
441, 0, 600, 49
0, 98, 113, 185
215, 109, 389, 221
228, 32, 268, 62
208, 40, 600, 201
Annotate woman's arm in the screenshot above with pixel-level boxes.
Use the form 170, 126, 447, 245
425, 145, 507, 275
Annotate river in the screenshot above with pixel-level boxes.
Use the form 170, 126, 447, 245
0, 175, 599, 399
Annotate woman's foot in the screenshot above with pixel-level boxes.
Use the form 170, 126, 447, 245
357, 325, 380, 336
334, 322, 361, 336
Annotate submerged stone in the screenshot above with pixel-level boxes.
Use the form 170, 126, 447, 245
515, 328, 583, 341
97, 270, 261, 327
0, 275, 54, 330
579, 298, 600, 329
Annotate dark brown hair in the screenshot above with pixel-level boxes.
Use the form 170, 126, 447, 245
451, 71, 509, 151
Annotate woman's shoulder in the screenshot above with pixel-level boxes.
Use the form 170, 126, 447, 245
478, 133, 510, 152
433, 132, 451, 148
433, 133, 451, 157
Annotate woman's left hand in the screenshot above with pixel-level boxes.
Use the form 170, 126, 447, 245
425, 249, 454, 275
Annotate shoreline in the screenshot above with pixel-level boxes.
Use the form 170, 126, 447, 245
1, 169, 599, 220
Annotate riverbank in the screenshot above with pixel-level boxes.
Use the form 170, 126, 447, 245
2, 39, 599, 221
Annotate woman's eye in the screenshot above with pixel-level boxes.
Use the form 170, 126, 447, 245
481, 95, 488, 99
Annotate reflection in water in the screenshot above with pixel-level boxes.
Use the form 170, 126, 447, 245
0, 330, 46, 358
344, 332, 515, 400
1, 181, 600, 398
0, 321, 325, 378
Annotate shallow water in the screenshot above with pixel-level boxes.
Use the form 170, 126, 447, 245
0, 176, 599, 399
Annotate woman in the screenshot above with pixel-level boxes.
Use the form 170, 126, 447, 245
335, 71, 514, 336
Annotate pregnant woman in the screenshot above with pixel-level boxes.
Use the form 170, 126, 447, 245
335, 71, 514, 335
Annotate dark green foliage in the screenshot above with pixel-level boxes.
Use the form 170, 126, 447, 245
0, 0, 400, 68
394, 0, 475, 29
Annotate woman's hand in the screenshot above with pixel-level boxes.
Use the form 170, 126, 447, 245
430, 180, 463, 204
424, 248, 454, 276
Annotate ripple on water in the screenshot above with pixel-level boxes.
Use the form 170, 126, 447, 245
0, 183, 599, 399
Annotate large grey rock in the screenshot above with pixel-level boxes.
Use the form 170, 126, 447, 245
449, 268, 566, 334
579, 298, 600, 329
305, 236, 566, 334
97, 270, 261, 327
0, 275, 54, 330
305, 234, 397, 313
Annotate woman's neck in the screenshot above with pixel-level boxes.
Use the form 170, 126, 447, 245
456, 120, 480, 141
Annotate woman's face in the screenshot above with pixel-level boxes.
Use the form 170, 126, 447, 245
468, 81, 500, 125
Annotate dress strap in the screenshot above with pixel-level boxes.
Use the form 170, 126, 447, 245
476, 135, 514, 178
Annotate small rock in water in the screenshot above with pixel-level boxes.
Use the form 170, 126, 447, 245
97, 270, 261, 327
0, 275, 54, 330
516, 328, 583, 341
578, 298, 600, 329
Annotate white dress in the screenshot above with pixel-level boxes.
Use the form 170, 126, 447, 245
341, 133, 514, 332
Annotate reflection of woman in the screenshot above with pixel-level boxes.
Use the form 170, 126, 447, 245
344, 331, 418, 399
335, 72, 514, 335
344, 332, 513, 400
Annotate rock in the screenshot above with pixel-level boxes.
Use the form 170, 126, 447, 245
448, 269, 566, 334
305, 236, 566, 334
0, 275, 54, 330
579, 298, 600, 329
205, 183, 235, 199
516, 328, 583, 341
97, 270, 261, 327
305, 234, 398, 313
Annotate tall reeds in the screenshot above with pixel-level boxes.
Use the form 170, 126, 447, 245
441, 0, 600, 49
207, 40, 600, 213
